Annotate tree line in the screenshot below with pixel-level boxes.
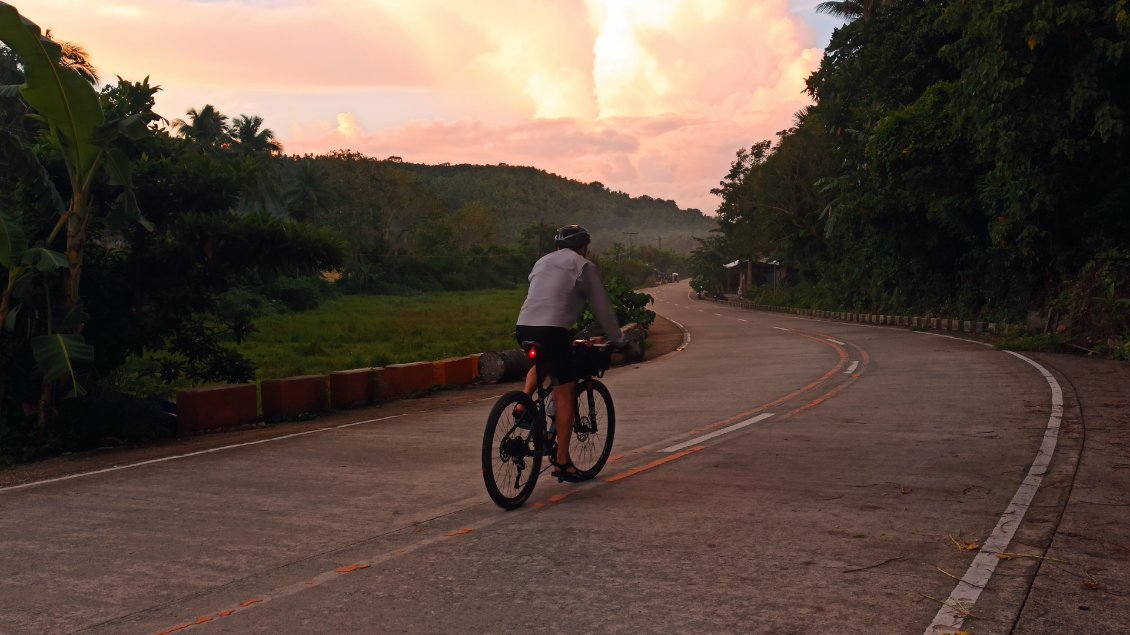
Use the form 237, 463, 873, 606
692, 0, 1128, 356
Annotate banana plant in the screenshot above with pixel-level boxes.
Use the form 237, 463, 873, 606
0, 2, 147, 414
0, 208, 91, 402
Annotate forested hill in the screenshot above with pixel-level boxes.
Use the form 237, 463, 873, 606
389, 161, 717, 252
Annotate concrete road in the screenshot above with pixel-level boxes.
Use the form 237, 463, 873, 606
1, 282, 1126, 634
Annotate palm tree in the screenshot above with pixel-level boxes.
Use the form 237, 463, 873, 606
229, 114, 283, 155
172, 104, 231, 151
815, 0, 887, 21
283, 158, 337, 222
45, 29, 99, 84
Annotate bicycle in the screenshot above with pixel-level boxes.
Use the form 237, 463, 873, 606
481, 338, 617, 510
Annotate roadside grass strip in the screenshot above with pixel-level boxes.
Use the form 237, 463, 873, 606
924, 351, 1065, 635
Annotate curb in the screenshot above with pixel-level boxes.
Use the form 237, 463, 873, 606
706, 298, 1018, 337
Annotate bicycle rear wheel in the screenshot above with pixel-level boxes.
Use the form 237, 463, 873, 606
570, 379, 615, 479
482, 391, 543, 509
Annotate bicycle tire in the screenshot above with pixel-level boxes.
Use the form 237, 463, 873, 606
482, 391, 543, 509
570, 379, 615, 479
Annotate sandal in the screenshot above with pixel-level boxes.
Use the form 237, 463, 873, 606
551, 457, 584, 483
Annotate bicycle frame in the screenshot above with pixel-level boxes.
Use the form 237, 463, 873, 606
483, 339, 616, 508
520, 339, 610, 453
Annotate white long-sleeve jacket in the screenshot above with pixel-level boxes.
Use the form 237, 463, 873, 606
516, 248, 625, 345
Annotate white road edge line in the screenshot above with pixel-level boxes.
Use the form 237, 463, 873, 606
827, 338, 846, 345
0, 415, 405, 494
659, 413, 775, 453
666, 316, 691, 351
773, 326, 790, 332
924, 351, 1064, 635
844, 361, 859, 375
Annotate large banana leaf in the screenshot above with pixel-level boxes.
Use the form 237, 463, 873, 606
0, 2, 104, 182
31, 333, 93, 397
21, 246, 67, 271
0, 211, 28, 268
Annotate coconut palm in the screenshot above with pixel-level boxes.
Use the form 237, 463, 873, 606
45, 28, 98, 84
229, 114, 282, 155
172, 104, 231, 151
815, 0, 889, 21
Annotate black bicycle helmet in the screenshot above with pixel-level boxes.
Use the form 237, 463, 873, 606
554, 224, 591, 250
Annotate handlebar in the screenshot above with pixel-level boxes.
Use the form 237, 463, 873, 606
573, 338, 625, 351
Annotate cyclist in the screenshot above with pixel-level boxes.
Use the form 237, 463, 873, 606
515, 224, 626, 482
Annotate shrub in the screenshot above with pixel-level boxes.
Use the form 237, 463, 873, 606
574, 275, 655, 334
51, 389, 177, 452
267, 275, 334, 311
1056, 250, 1130, 353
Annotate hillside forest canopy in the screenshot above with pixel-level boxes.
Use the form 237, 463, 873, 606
688, 0, 1129, 358
0, 2, 712, 462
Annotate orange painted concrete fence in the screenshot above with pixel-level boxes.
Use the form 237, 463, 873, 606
176, 355, 488, 435
377, 362, 436, 401
261, 375, 329, 420
433, 354, 481, 386
330, 368, 376, 409
175, 384, 258, 435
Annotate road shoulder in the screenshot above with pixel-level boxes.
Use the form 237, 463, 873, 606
1012, 354, 1130, 633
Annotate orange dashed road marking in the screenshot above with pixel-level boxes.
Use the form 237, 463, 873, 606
690, 334, 849, 435
604, 446, 705, 483
148, 327, 870, 635
785, 384, 851, 417
335, 564, 371, 573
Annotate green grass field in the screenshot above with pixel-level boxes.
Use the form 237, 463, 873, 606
236, 289, 527, 379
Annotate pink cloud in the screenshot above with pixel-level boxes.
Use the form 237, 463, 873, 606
15, 0, 823, 214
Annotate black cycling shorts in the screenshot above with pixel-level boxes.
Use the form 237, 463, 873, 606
515, 325, 576, 385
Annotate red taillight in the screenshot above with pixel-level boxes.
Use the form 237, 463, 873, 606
527, 348, 537, 360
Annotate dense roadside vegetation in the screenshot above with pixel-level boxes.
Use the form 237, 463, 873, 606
690, 0, 1129, 357
0, 4, 686, 463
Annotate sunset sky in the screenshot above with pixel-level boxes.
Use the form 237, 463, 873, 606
13, 0, 842, 214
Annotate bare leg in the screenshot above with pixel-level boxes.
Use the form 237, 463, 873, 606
554, 381, 576, 468
522, 365, 537, 398
513, 365, 538, 415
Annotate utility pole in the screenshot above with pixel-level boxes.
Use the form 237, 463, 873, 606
622, 231, 638, 254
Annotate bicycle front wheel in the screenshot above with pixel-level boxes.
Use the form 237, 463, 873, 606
570, 379, 615, 479
482, 391, 543, 509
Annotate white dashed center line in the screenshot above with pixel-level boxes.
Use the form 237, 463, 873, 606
660, 413, 775, 453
